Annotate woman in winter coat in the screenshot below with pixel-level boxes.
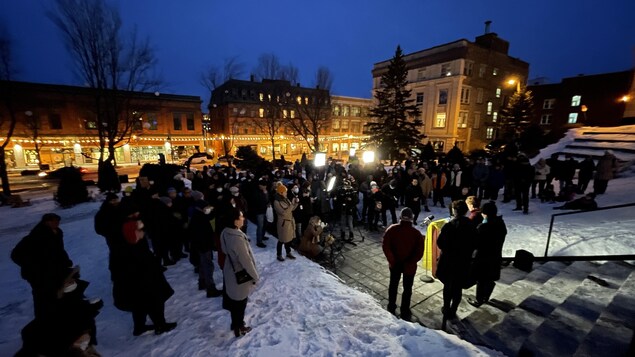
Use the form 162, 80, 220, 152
118, 207, 176, 336
220, 208, 259, 338
593, 150, 618, 194
532, 158, 550, 199
417, 168, 433, 212
273, 184, 299, 261
298, 216, 325, 259
467, 201, 507, 307
436, 200, 477, 321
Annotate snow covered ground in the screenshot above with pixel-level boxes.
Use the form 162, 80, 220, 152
1, 126, 635, 356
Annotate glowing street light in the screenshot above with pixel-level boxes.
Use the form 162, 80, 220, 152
506, 78, 521, 92
620, 95, 631, 103
314, 152, 326, 167
362, 151, 375, 164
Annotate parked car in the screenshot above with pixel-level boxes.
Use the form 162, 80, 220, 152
484, 139, 507, 156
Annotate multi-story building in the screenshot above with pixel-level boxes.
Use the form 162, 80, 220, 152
528, 70, 635, 132
371, 23, 529, 153
208, 78, 372, 161
0, 81, 204, 169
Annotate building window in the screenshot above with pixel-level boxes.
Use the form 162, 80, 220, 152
173, 114, 182, 130
476, 88, 484, 104
416, 93, 424, 106
492, 67, 499, 76
540, 114, 552, 125
571, 95, 581, 106
290, 110, 295, 118
243, 128, 249, 134
332, 143, 339, 152
296, 96, 302, 105
568, 113, 578, 123
495, 88, 502, 98
259, 108, 264, 118
543, 99, 555, 109
417, 67, 427, 80
342, 106, 349, 116
283, 109, 288, 118
438, 89, 448, 105
486, 101, 493, 115
259, 93, 264, 101
492, 111, 498, 122
458, 111, 468, 128
351, 106, 361, 116
434, 112, 446, 128
49, 113, 62, 129
186, 113, 195, 130
332, 119, 340, 131
333, 105, 340, 116
460, 87, 470, 104
146, 113, 158, 130
479, 65, 486, 78
350, 122, 361, 133
341, 119, 349, 130
464, 62, 473, 76
486, 127, 494, 139
474, 112, 481, 129
441, 63, 451, 77
431, 140, 445, 151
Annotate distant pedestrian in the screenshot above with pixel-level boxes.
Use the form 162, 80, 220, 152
593, 150, 617, 194
577, 156, 595, 194
382, 208, 425, 321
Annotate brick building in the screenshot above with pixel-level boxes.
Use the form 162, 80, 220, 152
0, 81, 204, 169
208, 78, 372, 161
528, 70, 635, 132
372, 23, 529, 153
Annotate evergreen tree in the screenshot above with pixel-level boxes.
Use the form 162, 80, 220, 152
364, 45, 424, 161
499, 87, 535, 141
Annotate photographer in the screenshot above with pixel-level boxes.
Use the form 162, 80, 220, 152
335, 179, 359, 242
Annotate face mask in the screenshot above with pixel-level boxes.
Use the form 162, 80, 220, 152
203, 207, 212, 215
216, 188, 223, 192
292, 188, 299, 194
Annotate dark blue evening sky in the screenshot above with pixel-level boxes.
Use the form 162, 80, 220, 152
2, 0, 634, 108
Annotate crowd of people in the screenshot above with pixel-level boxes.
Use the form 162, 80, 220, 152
10, 147, 619, 353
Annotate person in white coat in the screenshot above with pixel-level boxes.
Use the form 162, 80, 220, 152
220, 208, 259, 338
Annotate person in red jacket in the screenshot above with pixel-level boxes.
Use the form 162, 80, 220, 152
382, 208, 425, 321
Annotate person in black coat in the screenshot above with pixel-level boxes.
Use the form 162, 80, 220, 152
94, 193, 126, 275
380, 179, 399, 226
513, 155, 535, 214
436, 200, 477, 321
467, 201, 507, 307
189, 200, 222, 298
577, 156, 595, 194
11, 213, 74, 320
404, 178, 424, 224
118, 208, 176, 336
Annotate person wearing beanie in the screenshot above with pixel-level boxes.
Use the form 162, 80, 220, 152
381, 207, 425, 321
436, 200, 478, 323
273, 184, 299, 261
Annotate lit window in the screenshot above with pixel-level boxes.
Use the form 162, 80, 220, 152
259, 108, 264, 118
332, 143, 339, 152
267, 94, 272, 101
342, 106, 349, 116
438, 89, 448, 105
441, 63, 451, 77
474, 112, 481, 129
333, 105, 341, 116
351, 106, 361, 116
304, 97, 309, 105
492, 68, 499, 76
486, 101, 493, 115
540, 114, 552, 125
543, 99, 555, 109
416, 93, 424, 106
259, 93, 264, 101
571, 95, 581, 106
476, 88, 484, 103
434, 112, 446, 128
283, 110, 288, 118
568, 113, 578, 123
460, 88, 470, 104
492, 111, 498, 122
496, 88, 501, 98
458, 111, 468, 128
296, 96, 302, 105
341, 119, 349, 130
332, 120, 340, 130
290, 110, 295, 118
486, 127, 494, 139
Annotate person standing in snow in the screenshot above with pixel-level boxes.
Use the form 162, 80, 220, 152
436, 200, 477, 321
273, 183, 299, 261
220, 208, 259, 338
382, 208, 425, 321
531, 158, 550, 199
467, 201, 507, 307
593, 150, 618, 194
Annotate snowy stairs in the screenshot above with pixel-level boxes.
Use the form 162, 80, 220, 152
558, 131, 635, 164
454, 260, 635, 356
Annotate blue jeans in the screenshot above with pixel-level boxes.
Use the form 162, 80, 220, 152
256, 214, 265, 244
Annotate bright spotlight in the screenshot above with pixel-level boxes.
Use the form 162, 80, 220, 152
362, 151, 375, 164
314, 152, 326, 167
349, 148, 356, 157
326, 176, 337, 192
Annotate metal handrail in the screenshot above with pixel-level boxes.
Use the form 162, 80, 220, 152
544, 202, 635, 257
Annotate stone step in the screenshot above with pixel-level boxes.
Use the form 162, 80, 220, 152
479, 261, 598, 355
573, 263, 635, 357
519, 261, 632, 356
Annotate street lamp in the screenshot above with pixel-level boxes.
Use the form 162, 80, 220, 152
362, 150, 375, 164
314, 152, 326, 167
507, 78, 521, 92
581, 105, 588, 124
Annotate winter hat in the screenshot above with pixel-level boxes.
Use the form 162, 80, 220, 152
276, 184, 288, 195
191, 190, 204, 201
167, 187, 177, 194
370, 181, 378, 188
400, 207, 414, 222
229, 186, 240, 194
159, 196, 172, 206
453, 164, 461, 170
